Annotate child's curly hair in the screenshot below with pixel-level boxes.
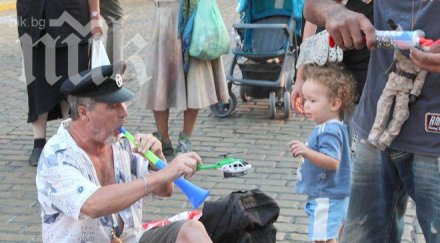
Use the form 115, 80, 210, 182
303, 63, 357, 114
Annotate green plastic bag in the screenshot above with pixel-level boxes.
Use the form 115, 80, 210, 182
189, 0, 230, 60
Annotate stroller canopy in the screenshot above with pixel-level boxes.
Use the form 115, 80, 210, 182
236, 0, 304, 35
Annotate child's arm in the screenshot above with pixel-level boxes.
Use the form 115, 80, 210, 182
289, 140, 340, 170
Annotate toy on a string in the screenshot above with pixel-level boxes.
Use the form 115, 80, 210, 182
329, 30, 440, 50
118, 128, 253, 206
197, 154, 252, 178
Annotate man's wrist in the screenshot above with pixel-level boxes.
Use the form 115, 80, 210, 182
90, 11, 100, 19
142, 176, 149, 197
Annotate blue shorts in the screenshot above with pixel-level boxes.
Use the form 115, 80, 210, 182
305, 197, 349, 241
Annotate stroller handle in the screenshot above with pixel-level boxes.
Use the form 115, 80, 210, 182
233, 23, 292, 39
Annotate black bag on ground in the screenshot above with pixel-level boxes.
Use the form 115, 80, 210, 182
199, 189, 279, 243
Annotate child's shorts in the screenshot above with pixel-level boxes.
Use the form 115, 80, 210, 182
304, 197, 349, 241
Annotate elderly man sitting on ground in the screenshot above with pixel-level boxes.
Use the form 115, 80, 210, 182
36, 61, 212, 243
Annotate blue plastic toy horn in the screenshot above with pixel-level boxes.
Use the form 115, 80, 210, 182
119, 127, 209, 208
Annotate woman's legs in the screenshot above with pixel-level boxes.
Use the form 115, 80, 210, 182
31, 112, 48, 139
153, 110, 170, 143
175, 109, 198, 154
28, 100, 70, 166
28, 112, 48, 166
182, 109, 199, 136
153, 110, 174, 156
153, 109, 199, 155
60, 100, 70, 119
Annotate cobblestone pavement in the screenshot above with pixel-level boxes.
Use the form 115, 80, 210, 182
0, 0, 424, 242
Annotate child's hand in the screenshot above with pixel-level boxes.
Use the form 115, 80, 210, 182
289, 140, 309, 157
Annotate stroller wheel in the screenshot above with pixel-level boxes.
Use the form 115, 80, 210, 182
210, 92, 237, 118
283, 91, 291, 119
268, 92, 276, 119
239, 85, 252, 102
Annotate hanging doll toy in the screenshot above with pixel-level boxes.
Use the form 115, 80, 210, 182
366, 20, 440, 150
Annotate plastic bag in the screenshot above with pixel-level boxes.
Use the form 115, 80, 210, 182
189, 0, 230, 60
91, 38, 110, 68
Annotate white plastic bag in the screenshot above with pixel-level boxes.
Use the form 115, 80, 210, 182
91, 38, 110, 68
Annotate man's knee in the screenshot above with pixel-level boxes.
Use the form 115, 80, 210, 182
177, 220, 211, 242
180, 220, 207, 234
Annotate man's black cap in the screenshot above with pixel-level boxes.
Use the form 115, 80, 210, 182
61, 61, 135, 104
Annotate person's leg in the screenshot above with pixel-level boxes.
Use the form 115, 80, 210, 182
60, 100, 70, 119
341, 137, 408, 243
405, 153, 440, 242
31, 112, 48, 139
306, 197, 348, 242
182, 109, 199, 136
176, 220, 212, 243
175, 109, 198, 154
343, 104, 357, 147
28, 112, 48, 166
139, 220, 212, 243
153, 110, 170, 143
153, 110, 173, 156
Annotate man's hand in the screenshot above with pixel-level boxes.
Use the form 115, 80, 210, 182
133, 133, 165, 161
410, 44, 440, 73
289, 140, 309, 157
325, 5, 375, 49
303, 0, 375, 49
163, 152, 202, 180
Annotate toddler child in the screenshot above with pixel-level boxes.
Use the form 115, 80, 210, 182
289, 63, 356, 243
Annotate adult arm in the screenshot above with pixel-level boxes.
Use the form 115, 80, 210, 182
303, 0, 375, 49
81, 152, 202, 218
88, 0, 103, 37
291, 21, 317, 113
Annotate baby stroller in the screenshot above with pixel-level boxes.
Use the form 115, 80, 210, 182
210, 0, 298, 119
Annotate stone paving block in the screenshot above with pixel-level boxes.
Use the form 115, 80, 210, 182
277, 199, 301, 209
0, 232, 37, 241
281, 208, 309, 217
1, 222, 26, 233
277, 222, 308, 234
285, 233, 310, 242
245, 178, 287, 187
7, 215, 41, 224
267, 174, 296, 180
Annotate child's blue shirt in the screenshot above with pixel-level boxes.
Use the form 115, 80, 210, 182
295, 119, 351, 199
